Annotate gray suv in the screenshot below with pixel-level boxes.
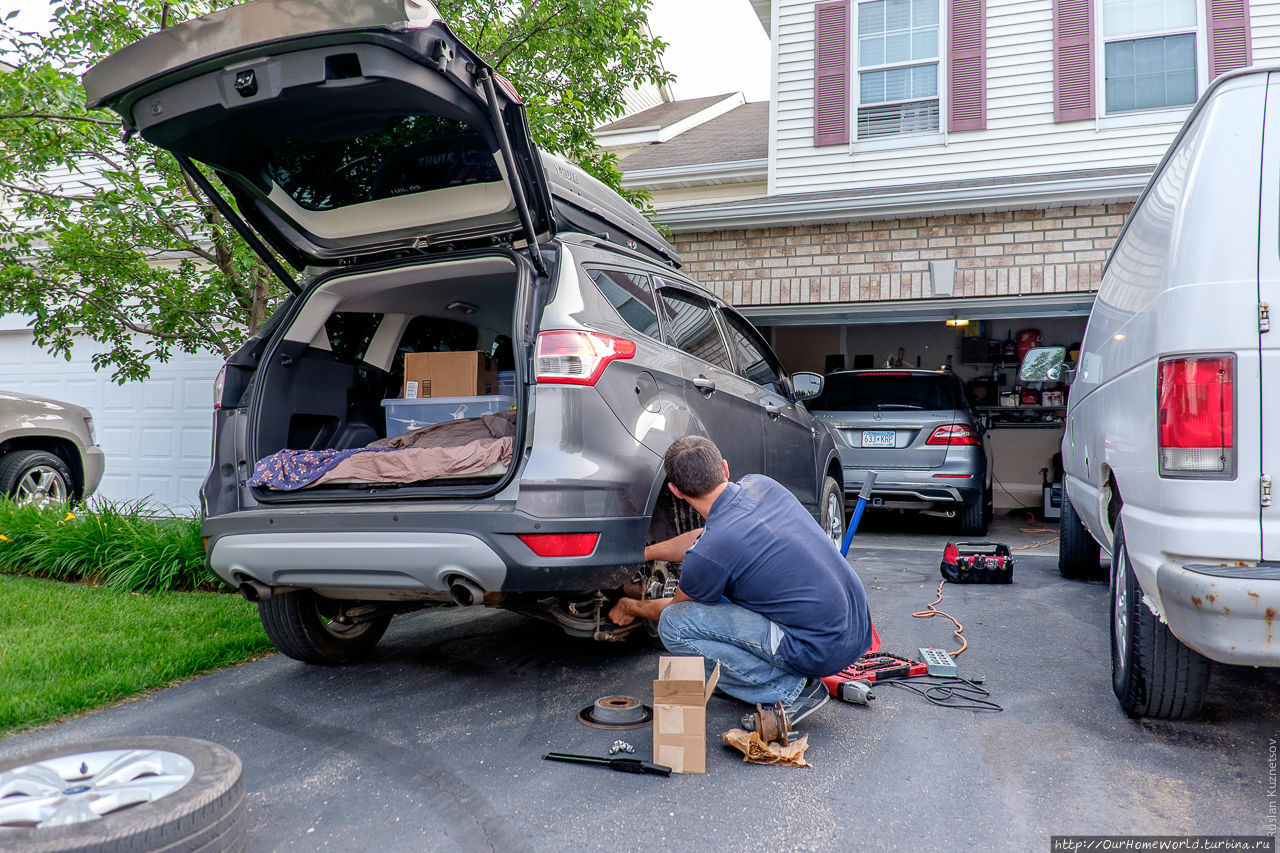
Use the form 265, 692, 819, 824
0, 390, 104, 508
802, 369, 992, 536
85, 0, 844, 664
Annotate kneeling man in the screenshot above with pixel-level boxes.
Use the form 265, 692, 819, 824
609, 436, 873, 723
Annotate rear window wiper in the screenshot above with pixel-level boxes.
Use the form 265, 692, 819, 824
875, 402, 924, 410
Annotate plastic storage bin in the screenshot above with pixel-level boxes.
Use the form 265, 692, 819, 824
382, 395, 515, 436
498, 371, 516, 398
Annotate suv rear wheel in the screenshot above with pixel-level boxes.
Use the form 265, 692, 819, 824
957, 493, 987, 537
0, 450, 73, 509
1110, 519, 1210, 719
1059, 480, 1103, 579
258, 590, 392, 665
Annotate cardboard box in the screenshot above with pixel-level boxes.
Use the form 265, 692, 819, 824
652, 656, 720, 774
402, 351, 497, 399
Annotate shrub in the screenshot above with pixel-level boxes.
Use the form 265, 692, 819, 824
0, 498, 220, 592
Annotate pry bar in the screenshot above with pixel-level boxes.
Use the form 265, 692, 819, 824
543, 752, 671, 777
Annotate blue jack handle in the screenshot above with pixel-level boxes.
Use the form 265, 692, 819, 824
840, 471, 878, 557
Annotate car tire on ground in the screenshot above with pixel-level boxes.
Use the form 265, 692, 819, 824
259, 589, 391, 665
958, 494, 987, 536
819, 475, 845, 546
1110, 519, 1210, 720
0, 735, 244, 853
1059, 479, 1103, 579
0, 450, 73, 509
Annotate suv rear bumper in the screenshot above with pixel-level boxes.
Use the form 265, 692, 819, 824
842, 467, 983, 508
205, 508, 648, 596
1156, 562, 1280, 666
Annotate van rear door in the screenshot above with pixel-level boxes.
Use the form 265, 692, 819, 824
1259, 71, 1280, 560
83, 0, 554, 270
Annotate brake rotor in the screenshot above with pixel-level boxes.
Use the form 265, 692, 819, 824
578, 695, 654, 730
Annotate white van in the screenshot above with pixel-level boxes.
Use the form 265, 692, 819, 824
1021, 67, 1280, 720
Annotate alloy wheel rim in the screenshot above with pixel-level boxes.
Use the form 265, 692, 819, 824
0, 748, 195, 829
826, 492, 844, 542
14, 466, 67, 510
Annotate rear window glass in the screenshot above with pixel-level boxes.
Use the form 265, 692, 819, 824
589, 268, 661, 341
811, 373, 960, 412
263, 115, 502, 211
324, 312, 383, 364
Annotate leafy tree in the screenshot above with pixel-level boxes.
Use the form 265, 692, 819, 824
0, 0, 670, 381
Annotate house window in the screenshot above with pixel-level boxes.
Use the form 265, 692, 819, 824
1101, 0, 1199, 113
856, 0, 941, 139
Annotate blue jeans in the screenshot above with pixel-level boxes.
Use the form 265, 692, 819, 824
657, 600, 807, 705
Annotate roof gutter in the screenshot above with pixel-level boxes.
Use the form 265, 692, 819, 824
655, 170, 1152, 233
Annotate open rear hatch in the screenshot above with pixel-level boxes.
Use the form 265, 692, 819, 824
82, 0, 555, 271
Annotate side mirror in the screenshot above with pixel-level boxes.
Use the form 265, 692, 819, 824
792, 372, 824, 400
1019, 347, 1068, 383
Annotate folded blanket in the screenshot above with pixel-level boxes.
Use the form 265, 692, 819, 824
249, 411, 517, 491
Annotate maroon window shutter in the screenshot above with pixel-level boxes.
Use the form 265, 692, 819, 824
814, 0, 851, 146
1053, 0, 1094, 122
948, 0, 986, 131
1207, 0, 1252, 79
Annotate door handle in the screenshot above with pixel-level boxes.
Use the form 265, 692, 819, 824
765, 402, 782, 419
693, 376, 716, 396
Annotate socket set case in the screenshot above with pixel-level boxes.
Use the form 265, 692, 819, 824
939, 542, 1014, 584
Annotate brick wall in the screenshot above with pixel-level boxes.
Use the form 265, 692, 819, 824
671, 203, 1133, 307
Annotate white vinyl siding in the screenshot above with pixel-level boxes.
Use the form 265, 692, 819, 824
772, 0, 1280, 195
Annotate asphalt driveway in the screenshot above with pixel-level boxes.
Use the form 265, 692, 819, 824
2, 530, 1276, 851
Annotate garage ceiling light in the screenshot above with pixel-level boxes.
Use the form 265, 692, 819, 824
945, 317, 969, 326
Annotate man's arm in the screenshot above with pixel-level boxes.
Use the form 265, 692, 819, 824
608, 587, 693, 626
643, 528, 704, 563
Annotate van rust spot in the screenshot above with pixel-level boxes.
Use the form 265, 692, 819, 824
1249, 591, 1261, 600
1191, 596, 1203, 609
1223, 606, 1231, 615
1206, 593, 1218, 604
1268, 607, 1277, 644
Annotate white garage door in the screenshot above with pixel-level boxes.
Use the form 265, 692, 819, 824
0, 321, 224, 512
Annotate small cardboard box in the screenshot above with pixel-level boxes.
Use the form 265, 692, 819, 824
402, 351, 497, 399
653, 655, 720, 774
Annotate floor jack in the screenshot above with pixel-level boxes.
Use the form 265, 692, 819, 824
820, 472, 935, 705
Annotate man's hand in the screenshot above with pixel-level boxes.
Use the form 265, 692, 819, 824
609, 597, 638, 626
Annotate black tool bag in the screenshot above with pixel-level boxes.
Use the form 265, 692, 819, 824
939, 542, 1013, 584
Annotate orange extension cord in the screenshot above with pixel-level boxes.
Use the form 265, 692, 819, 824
912, 579, 967, 658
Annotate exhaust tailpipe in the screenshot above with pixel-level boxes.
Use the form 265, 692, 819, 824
237, 579, 274, 602
449, 577, 485, 607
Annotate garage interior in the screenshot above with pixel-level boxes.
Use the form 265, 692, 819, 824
747, 293, 1092, 515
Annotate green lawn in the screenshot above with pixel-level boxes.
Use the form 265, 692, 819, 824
0, 574, 272, 735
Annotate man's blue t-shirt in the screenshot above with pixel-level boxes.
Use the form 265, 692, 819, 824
678, 474, 873, 677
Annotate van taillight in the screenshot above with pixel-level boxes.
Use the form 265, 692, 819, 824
1157, 355, 1235, 478
213, 363, 227, 411
925, 424, 980, 446
535, 331, 635, 386
517, 533, 599, 557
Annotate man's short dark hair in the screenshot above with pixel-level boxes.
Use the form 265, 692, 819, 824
663, 436, 726, 498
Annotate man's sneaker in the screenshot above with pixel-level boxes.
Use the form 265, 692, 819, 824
783, 677, 830, 726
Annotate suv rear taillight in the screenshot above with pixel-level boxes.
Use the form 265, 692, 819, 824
1157, 354, 1235, 478
535, 331, 635, 386
212, 363, 227, 411
926, 424, 980, 446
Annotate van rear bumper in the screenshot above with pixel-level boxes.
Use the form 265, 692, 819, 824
1156, 562, 1280, 666
205, 509, 648, 596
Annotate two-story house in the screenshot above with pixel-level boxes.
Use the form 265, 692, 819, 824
611, 0, 1273, 508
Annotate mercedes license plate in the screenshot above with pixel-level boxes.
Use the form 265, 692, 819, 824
862, 430, 895, 448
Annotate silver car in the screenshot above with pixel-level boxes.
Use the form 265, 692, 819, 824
803, 369, 993, 535
0, 390, 105, 507
84, 0, 844, 664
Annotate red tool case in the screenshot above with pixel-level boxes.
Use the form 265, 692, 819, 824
820, 624, 928, 696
